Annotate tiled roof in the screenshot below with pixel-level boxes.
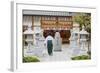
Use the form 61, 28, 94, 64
23, 10, 75, 16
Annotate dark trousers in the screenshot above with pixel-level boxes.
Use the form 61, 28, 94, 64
47, 40, 53, 55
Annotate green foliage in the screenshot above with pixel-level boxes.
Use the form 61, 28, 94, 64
73, 13, 91, 33
71, 55, 91, 60
23, 56, 40, 63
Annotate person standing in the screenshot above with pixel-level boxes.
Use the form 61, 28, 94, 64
44, 33, 54, 56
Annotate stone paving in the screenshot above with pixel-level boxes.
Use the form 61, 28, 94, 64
40, 45, 72, 62
24, 44, 89, 62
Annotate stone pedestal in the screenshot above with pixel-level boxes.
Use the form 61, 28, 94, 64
54, 32, 62, 51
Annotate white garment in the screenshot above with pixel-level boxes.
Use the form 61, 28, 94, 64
44, 35, 54, 48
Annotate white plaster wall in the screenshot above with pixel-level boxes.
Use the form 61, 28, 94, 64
23, 16, 32, 26
33, 16, 41, 32
33, 16, 41, 26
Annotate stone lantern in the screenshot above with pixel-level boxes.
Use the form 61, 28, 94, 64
79, 26, 89, 51
69, 29, 80, 56
33, 27, 45, 57
24, 25, 34, 54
